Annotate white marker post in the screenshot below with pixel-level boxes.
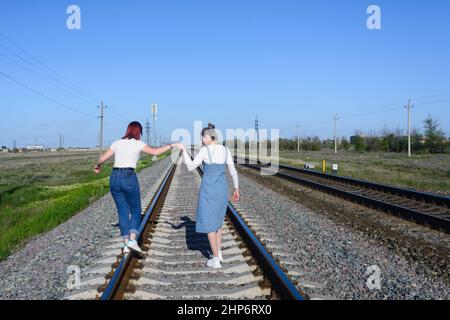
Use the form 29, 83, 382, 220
332, 163, 338, 175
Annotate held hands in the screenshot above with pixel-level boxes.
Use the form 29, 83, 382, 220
171, 143, 185, 150
232, 188, 240, 202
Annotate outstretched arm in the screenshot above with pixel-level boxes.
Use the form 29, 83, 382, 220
182, 147, 205, 171
93, 148, 114, 174
142, 144, 172, 156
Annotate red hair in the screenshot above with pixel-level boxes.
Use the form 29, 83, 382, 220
122, 121, 143, 140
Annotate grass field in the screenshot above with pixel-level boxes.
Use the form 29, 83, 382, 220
237, 149, 450, 196
0, 150, 169, 261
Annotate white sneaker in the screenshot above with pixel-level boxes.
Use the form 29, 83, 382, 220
123, 245, 130, 254
218, 250, 224, 262
127, 240, 144, 255
206, 257, 222, 269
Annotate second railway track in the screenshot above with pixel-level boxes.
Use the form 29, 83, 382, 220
98, 155, 304, 300
237, 158, 450, 233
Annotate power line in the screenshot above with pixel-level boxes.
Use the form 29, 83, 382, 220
0, 50, 96, 105
0, 32, 132, 127
0, 42, 94, 104
107, 106, 131, 122
0, 34, 134, 130
0, 32, 99, 103
0, 34, 131, 135
0, 70, 96, 119
338, 94, 450, 120
0, 32, 174, 129
415, 98, 450, 108
0, 32, 134, 126
0, 70, 123, 134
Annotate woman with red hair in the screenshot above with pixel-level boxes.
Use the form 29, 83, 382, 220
94, 121, 182, 254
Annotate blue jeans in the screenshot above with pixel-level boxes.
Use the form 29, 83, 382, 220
110, 170, 142, 239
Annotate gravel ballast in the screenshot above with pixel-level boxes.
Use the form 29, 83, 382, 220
229, 166, 450, 300
0, 156, 173, 300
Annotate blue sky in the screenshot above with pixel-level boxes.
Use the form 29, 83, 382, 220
0, 0, 449, 148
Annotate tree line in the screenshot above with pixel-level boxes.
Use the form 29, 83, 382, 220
227, 116, 449, 154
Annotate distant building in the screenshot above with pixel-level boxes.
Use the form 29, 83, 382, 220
1, 146, 8, 153
27, 145, 45, 151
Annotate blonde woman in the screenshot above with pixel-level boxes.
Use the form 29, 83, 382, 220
179, 123, 240, 269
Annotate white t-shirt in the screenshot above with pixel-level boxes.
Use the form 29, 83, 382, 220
182, 144, 239, 189
110, 138, 146, 169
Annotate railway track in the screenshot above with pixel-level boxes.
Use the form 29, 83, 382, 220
236, 158, 450, 234
97, 155, 305, 300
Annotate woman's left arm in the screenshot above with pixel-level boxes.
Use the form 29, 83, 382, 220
225, 147, 240, 201
226, 148, 240, 202
93, 148, 114, 174
226, 147, 239, 189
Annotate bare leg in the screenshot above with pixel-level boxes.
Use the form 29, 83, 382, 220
130, 233, 137, 241
207, 232, 219, 257
216, 228, 222, 252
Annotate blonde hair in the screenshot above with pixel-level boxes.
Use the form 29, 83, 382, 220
201, 123, 217, 141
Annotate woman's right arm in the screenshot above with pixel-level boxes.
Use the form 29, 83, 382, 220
93, 148, 114, 174
182, 147, 205, 171
142, 144, 173, 156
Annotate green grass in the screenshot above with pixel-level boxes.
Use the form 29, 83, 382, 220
0, 151, 170, 261
277, 150, 450, 195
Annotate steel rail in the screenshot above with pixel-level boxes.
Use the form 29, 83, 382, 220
237, 158, 450, 233
235, 157, 450, 208
235, 157, 450, 207
283, 163, 449, 207
100, 157, 178, 300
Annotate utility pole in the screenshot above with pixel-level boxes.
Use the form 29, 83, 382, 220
255, 115, 259, 158
405, 99, 414, 157
333, 114, 339, 154
13, 139, 16, 150
145, 118, 151, 145
296, 123, 301, 153
59, 134, 62, 160
98, 101, 107, 155
151, 103, 158, 161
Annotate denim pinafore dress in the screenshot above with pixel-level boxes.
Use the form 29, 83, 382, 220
195, 145, 229, 233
